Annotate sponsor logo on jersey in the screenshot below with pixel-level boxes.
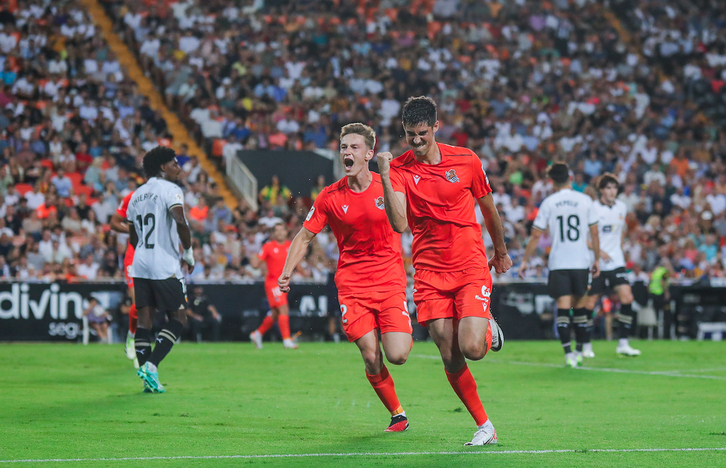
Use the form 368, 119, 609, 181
342, 205, 349, 213
603, 225, 612, 233
413, 175, 420, 185
305, 206, 315, 221
375, 196, 385, 210
446, 169, 459, 183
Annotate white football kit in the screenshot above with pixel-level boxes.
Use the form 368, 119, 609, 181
126, 177, 185, 280
533, 188, 598, 271
594, 200, 627, 271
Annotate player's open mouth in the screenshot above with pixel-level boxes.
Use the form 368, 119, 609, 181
344, 156, 354, 168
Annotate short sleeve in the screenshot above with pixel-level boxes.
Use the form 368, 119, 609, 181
166, 184, 184, 210
587, 198, 598, 226
532, 199, 549, 231
471, 153, 492, 199
302, 187, 329, 234
389, 165, 406, 194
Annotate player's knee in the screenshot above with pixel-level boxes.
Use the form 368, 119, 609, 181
385, 349, 409, 366
461, 342, 486, 361
361, 350, 379, 368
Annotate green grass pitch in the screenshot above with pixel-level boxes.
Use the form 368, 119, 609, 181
1, 340, 725, 467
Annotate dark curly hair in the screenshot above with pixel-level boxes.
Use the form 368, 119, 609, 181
142, 146, 177, 178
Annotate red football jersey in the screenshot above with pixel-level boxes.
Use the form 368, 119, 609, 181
303, 173, 406, 295
116, 191, 134, 219
116, 191, 136, 255
259, 240, 291, 283
389, 143, 492, 272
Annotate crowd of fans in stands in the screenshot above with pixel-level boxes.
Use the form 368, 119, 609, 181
0, 0, 725, 286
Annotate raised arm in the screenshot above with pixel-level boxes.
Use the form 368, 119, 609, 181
278, 227, 317, 292
377, 152, 408, 233
518, 227, 543, 279
477, 193, 512, 274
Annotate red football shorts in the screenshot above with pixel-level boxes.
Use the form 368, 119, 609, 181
338, 290, 412, 342
123, 245, 135, 288
413, 267, 493, 326
265, 280, 288, 309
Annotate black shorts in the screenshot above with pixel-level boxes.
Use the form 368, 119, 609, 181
548, 269, 590, 299
588, 267, 629, 296
134, 277, 188, 312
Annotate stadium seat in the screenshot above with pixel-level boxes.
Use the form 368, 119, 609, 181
15, 183, 33, 196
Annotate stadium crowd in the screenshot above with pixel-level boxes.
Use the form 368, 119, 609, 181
0, 0, 724, 289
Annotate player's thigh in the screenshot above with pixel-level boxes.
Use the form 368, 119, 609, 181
378, 290, 412, 336
427, 317, 465, 370
588, 271, 607, 297
338, 295, 377, 343
134, 278, 156, 311
380, 332, 412, 365
354, 329, 382, 365
612, 269, 633, 303
152, 277, 188, 315
548, 270, 573, 300
265, 282, 288, 309
454, 273, 493, 321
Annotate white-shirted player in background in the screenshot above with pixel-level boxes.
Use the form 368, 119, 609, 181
585, 174, 640, 357
519, 163, 600, 367
127, 147, 195, 393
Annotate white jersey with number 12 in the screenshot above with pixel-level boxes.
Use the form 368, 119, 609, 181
533, 188, 597, 271
126, 177, 185, 280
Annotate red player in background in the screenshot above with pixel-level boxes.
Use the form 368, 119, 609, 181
109, 190, 139, 368
250, 223, 297, 349
279, 123, 412, 432
379, 96, 512, 446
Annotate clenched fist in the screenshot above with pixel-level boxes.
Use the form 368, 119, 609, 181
377, 152, 393, 175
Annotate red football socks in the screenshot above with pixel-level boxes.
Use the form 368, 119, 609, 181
445, 364, 488, 426
257, 315, 275, 336
278, 314, 291, 340
128, 303, 137, 335
366, 365, 403, 415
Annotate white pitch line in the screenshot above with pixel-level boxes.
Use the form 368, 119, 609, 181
411, 354, 726, 380
1, 448, 725, 463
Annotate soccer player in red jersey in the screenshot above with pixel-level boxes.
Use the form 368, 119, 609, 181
379, 96, 513, 445
110, 190, 139, 368
250, 223, 298, 349
278, 123, 412, 432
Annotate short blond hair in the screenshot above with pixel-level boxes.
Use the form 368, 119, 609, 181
340, 123, 376, 150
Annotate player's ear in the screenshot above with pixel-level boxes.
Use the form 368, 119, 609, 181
365, 149, 373, 162
433, 120, 440, 133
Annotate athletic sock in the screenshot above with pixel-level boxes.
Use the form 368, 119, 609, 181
618, 303, 634, 339
573, 308, 589, 352
445, 364, 488, 426
256, 313, 275, 336
556, 309, 572, 354
128, 304, 137, 335
618, 338, 629, 348
148, 319, 184, 367
134, 328, 152, 366
366, 365, 402, 415
278, 314, 291, 340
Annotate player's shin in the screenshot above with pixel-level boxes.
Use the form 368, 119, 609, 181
134, 328, 152, 366
278, 314, 291, 340
573, 308, 589, 352
445, 364, 488, 426
618, 303, 634, 340
556, 310, 572, 354
148, 319, 184, 367
366, 365, 403, 415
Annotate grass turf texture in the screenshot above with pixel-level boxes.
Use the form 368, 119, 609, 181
0, 341, 724, 467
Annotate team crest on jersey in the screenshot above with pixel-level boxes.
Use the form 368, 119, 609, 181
446, 169, 459, 183
375, 196, 385, 210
